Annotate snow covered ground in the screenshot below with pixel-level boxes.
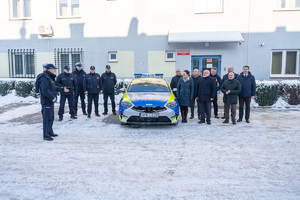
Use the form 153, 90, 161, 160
0, 96, 300, 199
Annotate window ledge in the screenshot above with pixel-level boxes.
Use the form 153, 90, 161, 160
165, 60, 176, 62
274, 9, 300, 12
9, 17, 32, 21
56, 16, 81, 19
195, 12, 224, 14
108, 60, 118, 63
270, 76, 300, 78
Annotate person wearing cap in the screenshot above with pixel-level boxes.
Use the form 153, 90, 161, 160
101, 65, 117, 115
83, 66, 102, 118
39, 64, 69, 141
72, 62, 87, 116
56, 66, 78, 121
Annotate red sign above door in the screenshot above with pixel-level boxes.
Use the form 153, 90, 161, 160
177, 50, 190, 55
207, 58, 212, 62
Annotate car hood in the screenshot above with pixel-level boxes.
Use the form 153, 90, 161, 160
127, 92, 171, 107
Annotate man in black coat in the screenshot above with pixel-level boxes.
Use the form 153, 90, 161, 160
72, 62, 87, 116
236, 66, 256, 123
190, 68, 202, 119
84, 66, 102, 118
170, 68, 182, 98
101, 65, 117, 115
210, 67, 223, 118
56, 66, 77, 121
35, 63, 47, 98
196, 70, 216, 125
39, 64, 69, 141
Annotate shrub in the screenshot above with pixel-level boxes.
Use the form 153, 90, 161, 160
0, 80, 15, 96
255, 81, 280, 106
15, 80, 35, 98
280, 81, 300, 105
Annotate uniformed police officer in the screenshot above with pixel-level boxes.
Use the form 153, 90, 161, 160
35, 63, 47, 99
101, 65, 117, 115
39, 64, 69, 141
72, 62, 87, 116
83, 66, 102, 118
56, 66, 77, 121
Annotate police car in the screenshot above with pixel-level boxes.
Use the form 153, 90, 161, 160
119, 74, 179, 125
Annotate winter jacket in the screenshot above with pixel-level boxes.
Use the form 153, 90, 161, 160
72, 69, 86, 92
56, 72, 77, 96
210, 74, 223, 91
39, 71, 58, 105
84, 72, 102, 94
195, 76, 217, 102
35, 73, 43, 95
236, 72, 256, 97
170, 75, 182, 91
221, 79, 241, 104
222, 72, 239, 82
177, 77, 194, 106
101, 71, 117, 94
191, 74, 201, 98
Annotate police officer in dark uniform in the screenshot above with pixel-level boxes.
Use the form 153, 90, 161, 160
83, 66, 102, 118
39, 64, 69, 141
72, 62, 87, 116
101, 65, 117, 115
35, 63, 47, 99
56, 66, 77, 121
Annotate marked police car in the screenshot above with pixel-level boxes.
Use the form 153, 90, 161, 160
119, 74, 179, 125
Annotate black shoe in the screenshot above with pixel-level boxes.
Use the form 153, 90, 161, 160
215, 115, 220, 119
207, 121, 211, 125
71, 115, 77, 119
237, 119, 242, 122
43, 137, 53, 141
223, 120, 229, 123
102, 112, 108, 115
95, 114, 100, 117
221, 116, 225, 119
232, 121, 236, 125
74, 114, 77, 117
113, 112, 116, 115
58, 116, 63, 121
83, 112, 87, 116
87, 115, 91, 118
49, 133, 58, 137
246, 119, 250, 123
190, 115, 194, 119
198, 120, 205, 124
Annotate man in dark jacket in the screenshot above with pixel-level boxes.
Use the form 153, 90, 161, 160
237, 66, 256, 123
35, 63, 47, 98
221, 72, 241, 125
39, 64, 68, 141
196, 70, 216, 125
101, 65, 117, 115
72, 62, 87, 116
210, 67, 223, 118
84, 66, 102, 118
56, 66, 77, 121
190, 68, 202, 119
170, 69, 182, 98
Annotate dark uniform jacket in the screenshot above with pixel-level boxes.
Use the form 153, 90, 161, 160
177, 77, 194, 107
39, 71, 58, 105
56, 72, 77, 96
72, 69, 86, 92
35, 73, 43, 95
191, 74, 201, 98
221, 79, 241, 104
196, 76, 217, 102
236, 72, 256, 97
84, 72, 102, 94
170, 75, 182, 91
101, 72, 117, 94
210, 74, 223, 91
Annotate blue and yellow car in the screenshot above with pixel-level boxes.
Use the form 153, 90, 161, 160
119, 74, 180, 125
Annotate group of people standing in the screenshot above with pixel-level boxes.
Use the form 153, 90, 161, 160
171, 66, 256, 125
36, 63, 117, 141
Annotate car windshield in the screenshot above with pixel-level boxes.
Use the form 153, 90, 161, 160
127, 78, 170, 92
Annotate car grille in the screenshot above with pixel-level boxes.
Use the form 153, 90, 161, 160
132, 106, 167, 113
127, 116, 171, 123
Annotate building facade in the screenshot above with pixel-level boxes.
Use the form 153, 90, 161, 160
0, 0, 300, 81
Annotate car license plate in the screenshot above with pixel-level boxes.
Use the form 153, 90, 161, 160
140, 113, 159, 118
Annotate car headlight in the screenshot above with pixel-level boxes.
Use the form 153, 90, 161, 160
121, 100, 132, 108
166, 100, 177, 108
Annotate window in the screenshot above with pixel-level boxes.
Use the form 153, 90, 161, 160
271, 50, 300, 77
54, 48, 84, 73
195, 0, 223, 13
57, 0, 80, 18
10, 0, 31, 19
8, 49, 35, 78
108, 51, 118, 62
165, 51, 175, 61
274, 0, 300, 10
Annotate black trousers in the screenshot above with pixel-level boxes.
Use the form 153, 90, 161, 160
239, 96, 251, 120
88, 93, 99, 115
103, 93, 116, 113
74, 91, 86, 114
212, 92, 218, 116
42, 104, 54, 138
58, 95, 75, 117
180, 106, 188, 120
199, 101, 212, 122
190, 97, 200, 116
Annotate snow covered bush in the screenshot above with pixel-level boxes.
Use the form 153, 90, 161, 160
255, 81, 279, 106
280, 80, 300, 105
15, 80, 36, 98
114, 79, 131, 95
0, 80, 15, 96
